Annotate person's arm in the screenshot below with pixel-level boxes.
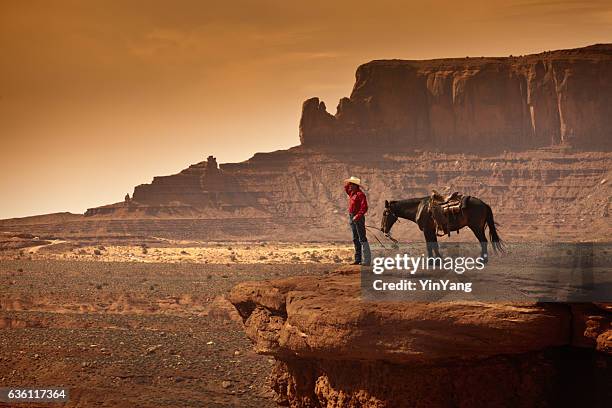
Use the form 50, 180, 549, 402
353, 192, 368, 221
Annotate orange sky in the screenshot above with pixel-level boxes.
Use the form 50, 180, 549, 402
1, 0, 611, 219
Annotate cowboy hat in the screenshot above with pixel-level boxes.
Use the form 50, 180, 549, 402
344, 176, 362, 186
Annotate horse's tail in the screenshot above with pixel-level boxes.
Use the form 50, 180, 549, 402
485, 204, 505, 253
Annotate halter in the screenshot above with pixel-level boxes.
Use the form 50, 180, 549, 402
381, 208, 400, 232
364, 207, 401, 249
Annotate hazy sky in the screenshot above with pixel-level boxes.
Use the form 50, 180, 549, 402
1, 0, 611, 218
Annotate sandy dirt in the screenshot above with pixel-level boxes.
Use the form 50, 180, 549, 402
1, 239, 609, 407
2, 241, 354, 265
0, 252, 337, 408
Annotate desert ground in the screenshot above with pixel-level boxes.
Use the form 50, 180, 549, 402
1, 235, 610, 407
0, 240, 351, 408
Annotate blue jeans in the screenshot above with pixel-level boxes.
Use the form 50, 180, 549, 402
350, 214, 371, 265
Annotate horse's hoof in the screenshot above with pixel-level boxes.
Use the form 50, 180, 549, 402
427, 257, 441, 266
481, 255, 489, 264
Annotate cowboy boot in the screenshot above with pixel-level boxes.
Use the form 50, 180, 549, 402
361, 241, 371, 266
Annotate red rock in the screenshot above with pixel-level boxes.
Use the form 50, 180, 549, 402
1, 46, 610, 243
300, 44, 612, 151
229, 271, 612, 407
596, 329, 612, 354
229, 272, 570, 363
570, 303, 612, 349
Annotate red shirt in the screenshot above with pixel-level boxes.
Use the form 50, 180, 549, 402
344, 185, 368, 221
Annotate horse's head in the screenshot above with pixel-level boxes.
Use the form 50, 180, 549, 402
381, 200, 399, 234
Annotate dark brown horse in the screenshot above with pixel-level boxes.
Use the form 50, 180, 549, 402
380, 196, 504, 262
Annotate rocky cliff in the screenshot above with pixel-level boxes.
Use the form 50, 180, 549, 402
1, 149, 609, 242
229, 267, 612, 407
1, 45, 610, 242
300, 44, 612, 151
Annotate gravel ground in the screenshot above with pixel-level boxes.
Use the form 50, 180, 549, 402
0, 260, 334, 407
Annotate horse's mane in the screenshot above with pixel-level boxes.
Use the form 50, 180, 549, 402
390, 197, 428, 208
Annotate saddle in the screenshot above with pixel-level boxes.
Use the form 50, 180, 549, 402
428, 190, 468, 237
430, 190, 461, 205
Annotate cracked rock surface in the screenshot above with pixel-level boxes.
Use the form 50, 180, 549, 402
230, 267, 612, 407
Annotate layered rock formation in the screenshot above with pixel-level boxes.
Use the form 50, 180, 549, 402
130, 156, 264, 208
229, 268, 612, 407
84, 156, 265, 216
1, 45, 610, 242
300, 44, 612, 151
1, 149, 609, 242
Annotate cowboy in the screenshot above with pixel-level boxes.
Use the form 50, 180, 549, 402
344, 176, 371, 266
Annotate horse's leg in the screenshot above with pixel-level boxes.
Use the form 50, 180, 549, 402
469, 225, 488, 263
425, 228, 442, 259
433, 237, 442, 258
423, 230, 433, 258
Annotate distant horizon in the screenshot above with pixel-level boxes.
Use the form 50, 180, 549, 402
2, 40, 609, 221
2, 0, 612, 219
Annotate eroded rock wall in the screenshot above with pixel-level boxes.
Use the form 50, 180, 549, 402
2, 46, 610, 242
229, 269, 612, 408
3, 149, 609, 241
300, 45, 612, 151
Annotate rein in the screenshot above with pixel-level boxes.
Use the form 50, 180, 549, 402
365, 207, 403, 248
365, 224, 399, 249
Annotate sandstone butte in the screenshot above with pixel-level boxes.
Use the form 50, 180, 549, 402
299, 44, 612, 151
0, 44, 610, 242
229, 267, 612, 407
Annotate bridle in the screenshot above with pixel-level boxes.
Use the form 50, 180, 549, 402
381, 208, 400, 234
365, 207, 400, 248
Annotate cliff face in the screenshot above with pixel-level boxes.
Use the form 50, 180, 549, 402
2, 149, 610, 242
1, 45, 610, 242
229, 268, 612, 407
131, 156, 263, 209
300, 44, 612, 151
